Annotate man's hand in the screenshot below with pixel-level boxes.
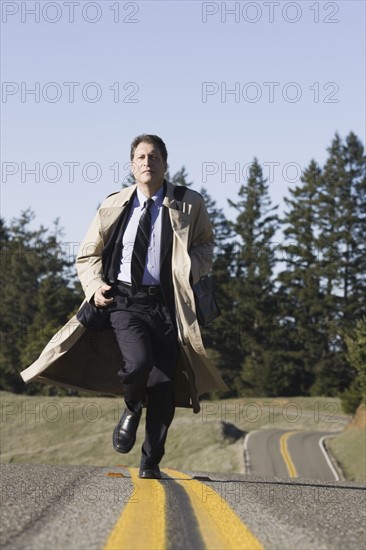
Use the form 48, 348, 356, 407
93, 284, 114, 307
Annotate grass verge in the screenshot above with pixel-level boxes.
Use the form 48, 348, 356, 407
0, 392, 353, 476
327, 405, 366, 484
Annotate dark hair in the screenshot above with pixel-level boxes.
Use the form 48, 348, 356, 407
130, 134, 168, 165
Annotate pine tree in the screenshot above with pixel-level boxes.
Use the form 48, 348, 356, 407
168, 166, 193, 187
277, 132, 366, 397
277, 160, 326, 395
227, 159, 279, 395
0, 211, 82, 393
312, 132, 366, 394
318, 132, 366, 321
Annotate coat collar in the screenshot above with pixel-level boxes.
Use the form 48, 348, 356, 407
107, 184, 138, 206
99, 180, 191, 243
107, 180, 188, 210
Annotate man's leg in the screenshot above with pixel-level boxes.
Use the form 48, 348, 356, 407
140, 301, 179, 474
109, 293, 179, 467
110, 303, 154, 453
110, 305, 153, 412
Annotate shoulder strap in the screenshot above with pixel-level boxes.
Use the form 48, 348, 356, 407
173, 185, 187, 201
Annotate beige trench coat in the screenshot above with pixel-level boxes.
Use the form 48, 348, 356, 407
20, 182, 228, 412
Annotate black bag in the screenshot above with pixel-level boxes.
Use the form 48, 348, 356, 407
192, 274, 221, 327
173, 186, 221, 327
76, 300, 112, 330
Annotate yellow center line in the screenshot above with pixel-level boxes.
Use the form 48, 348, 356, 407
103, 467, 166, 550
165, 468, 264, 550
279, 431, 298, 478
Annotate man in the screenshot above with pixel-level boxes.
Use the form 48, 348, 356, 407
20, 134, 228, 477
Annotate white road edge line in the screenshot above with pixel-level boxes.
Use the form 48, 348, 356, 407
319, 435, 340, 481
242, 430, 259, 474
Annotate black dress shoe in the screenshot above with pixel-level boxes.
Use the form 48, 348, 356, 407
139, 465, 162, 479
113, 407, 141, 453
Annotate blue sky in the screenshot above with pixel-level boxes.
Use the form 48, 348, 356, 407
1, 0, 365, 253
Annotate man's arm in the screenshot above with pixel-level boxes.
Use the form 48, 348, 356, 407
188, 194, 214, 285
76, 209, 112, 305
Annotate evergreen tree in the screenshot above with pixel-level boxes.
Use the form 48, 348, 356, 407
277, 132, 366, 396
168, 166, 193, 187
277, 160, 326, 395
318, 132, 366, 321
0, 211, 82, 393
312, 132, 366, 394
227, 159, 279, 395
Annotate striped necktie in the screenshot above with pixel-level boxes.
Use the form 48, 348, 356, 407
131, 198, 154, 293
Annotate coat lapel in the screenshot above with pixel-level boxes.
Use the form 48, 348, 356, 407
160, 205, 173, 268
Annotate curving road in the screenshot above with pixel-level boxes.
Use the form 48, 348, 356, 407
244, 429, 340, 481
1, 463, 365, 550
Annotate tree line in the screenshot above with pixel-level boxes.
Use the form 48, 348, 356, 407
1, 132, 365, 410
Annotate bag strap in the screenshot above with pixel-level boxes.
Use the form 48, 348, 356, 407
173, 185, 187, 201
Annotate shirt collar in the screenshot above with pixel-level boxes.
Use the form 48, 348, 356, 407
136, 185, 164, 208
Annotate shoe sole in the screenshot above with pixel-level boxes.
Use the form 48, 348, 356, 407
139, 470, 162, 479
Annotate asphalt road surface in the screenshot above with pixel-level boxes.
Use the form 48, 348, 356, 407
245, 429, 340, 481
1, 463, 365, 550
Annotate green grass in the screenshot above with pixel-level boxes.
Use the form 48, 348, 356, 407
0, 392, 354, 476
327, 424, 366, 483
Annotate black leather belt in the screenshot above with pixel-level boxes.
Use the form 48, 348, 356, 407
117, 280, 162, 296
141, 285, 162, 296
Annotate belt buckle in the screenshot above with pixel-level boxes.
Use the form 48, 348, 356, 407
148, 286, 158, 296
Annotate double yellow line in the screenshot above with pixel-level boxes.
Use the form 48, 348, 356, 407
279, 431, 298, 478
104, 468, 165, 550
104, 467, 264, 550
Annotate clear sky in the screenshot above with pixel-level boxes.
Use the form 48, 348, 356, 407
1, 0, 365, 255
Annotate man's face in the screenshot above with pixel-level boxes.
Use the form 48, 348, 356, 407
131, 141, 166, 188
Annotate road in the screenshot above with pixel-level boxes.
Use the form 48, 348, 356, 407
1, 463, 365, 550
245, 429, 340, 481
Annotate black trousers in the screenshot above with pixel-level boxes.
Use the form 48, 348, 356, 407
109, 283, 179, 468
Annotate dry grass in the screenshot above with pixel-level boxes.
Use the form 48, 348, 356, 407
1, 392, 357, 477
327, 405, 366, 484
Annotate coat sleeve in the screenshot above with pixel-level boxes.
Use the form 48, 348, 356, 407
76, 209, 105, 302
188, 194, 214, 285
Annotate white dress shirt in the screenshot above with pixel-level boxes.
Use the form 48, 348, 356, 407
118, 186, 164, 285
